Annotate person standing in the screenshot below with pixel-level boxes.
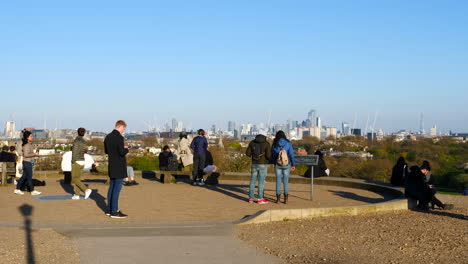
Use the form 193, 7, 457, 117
176, 132, 193, 171
391, 157, 408, 186
14, 131, 42, 195
246, 134, 271, 204
104, 120, 129, 218
71, 127, 93, 200
270, 131, 296, 204
190, 129, 208, 186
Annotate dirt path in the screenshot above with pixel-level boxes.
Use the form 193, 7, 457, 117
0, 177, 393, 224
237, 194, 468, 264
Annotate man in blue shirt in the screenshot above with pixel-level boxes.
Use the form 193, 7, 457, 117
190, 129, 208, 186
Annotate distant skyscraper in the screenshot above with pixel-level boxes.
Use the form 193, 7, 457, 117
4, 121, 15, 138
342, 122, 350, 136
228, 121, 236, 132
171, 118, 177, 132
307, 109, 316, 127
308, 109, 316, 122
419, 113, 425, 135
316, 117, 321, 128
176, 121, 184, 132
351, 128, 362, 136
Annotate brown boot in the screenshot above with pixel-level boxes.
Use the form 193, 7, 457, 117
284, 194, 289, 204
276, 194, 281, 203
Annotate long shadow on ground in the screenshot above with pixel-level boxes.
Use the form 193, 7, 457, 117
413, 208, 468, 221
327, 190, 391, 203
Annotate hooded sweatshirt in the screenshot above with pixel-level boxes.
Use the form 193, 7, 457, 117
246, 134, 272, 164
270, 138, 296, 166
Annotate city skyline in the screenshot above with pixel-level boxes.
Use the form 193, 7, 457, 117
0, 109, 462, 135
1, 1, 467, 132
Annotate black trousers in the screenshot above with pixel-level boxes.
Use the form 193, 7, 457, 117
192, 153, 206, 181
63, 171, 72, 185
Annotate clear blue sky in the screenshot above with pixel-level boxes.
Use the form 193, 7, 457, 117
1, 1, 467, 133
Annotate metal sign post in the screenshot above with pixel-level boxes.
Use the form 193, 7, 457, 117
294, 155, 319, 201
310, 165, 314, 200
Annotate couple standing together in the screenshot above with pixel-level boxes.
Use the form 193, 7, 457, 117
246, 130, 296, 204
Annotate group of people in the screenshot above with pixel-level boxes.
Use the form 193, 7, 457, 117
245, 130, 331, 205
392, 157, 453, 210
158, 129, 217, 185
246, 130, 297, 204
13, 120, 131, 218
9, 120, 454, 220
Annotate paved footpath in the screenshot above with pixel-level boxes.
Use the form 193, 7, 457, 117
38, 221, 282, 264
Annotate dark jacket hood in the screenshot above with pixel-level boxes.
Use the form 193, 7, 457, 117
254, 134, 267, 143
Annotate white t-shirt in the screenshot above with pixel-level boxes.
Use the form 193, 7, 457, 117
61, 151, 95, 172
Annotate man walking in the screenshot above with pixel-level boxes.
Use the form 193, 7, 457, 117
71, 127, 92, 200
104, 120, 129, 218
246, 134, 271, 204
190, 129, 208, 186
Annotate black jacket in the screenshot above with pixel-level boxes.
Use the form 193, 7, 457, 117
0, 151, 16, 162
104, 130, 129, 179
391, 163, 408, 186
158, 151, 173, 170
314, 158, 328, 177
304, 158, 328, 178
405, 165, 429, 201
246, 134, 271, 164
205, 151, 214, 166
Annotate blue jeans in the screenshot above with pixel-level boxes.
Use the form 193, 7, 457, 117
17, 161, 34, 192
275, 165, 290, 195
249, 164, 268, 200
107, 178, 123, 213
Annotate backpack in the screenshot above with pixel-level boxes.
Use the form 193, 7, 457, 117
205, 172, 220, 185
251, 142, 265, 161
276, 148, 289, 166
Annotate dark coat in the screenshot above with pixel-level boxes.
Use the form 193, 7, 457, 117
391, 163, 408, 186
304, 158, 328, 178
405, 165, 430, 202
0, 151, 16, 162
104, 130, 128, 179
246, 134, 271, 164
205, 150, 214, 166
158, 151, 173, 170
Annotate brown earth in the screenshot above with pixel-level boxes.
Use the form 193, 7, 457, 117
237, 194, 468, 264
0, 228, 79, 264
0, 175, 398, 263
0, 177, 394, 224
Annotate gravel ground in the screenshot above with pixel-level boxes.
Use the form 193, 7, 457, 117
0, 228, 79, 264
0, 178, 391, 224
237, 194, 468, 264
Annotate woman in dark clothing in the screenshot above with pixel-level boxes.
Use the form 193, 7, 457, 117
420, 161, 453, 210
304, 150, 329, 178
405, 161, 453, 210
391, 157, 408, 186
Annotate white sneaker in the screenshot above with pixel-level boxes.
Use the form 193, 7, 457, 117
72, 195, 80, 200
31, 190, 41, 196
198, 181, 205, 186
84, 189, 92, 199
14, 189, 24, 195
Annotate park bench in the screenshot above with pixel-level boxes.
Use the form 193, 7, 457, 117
0, 162, 16, 186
